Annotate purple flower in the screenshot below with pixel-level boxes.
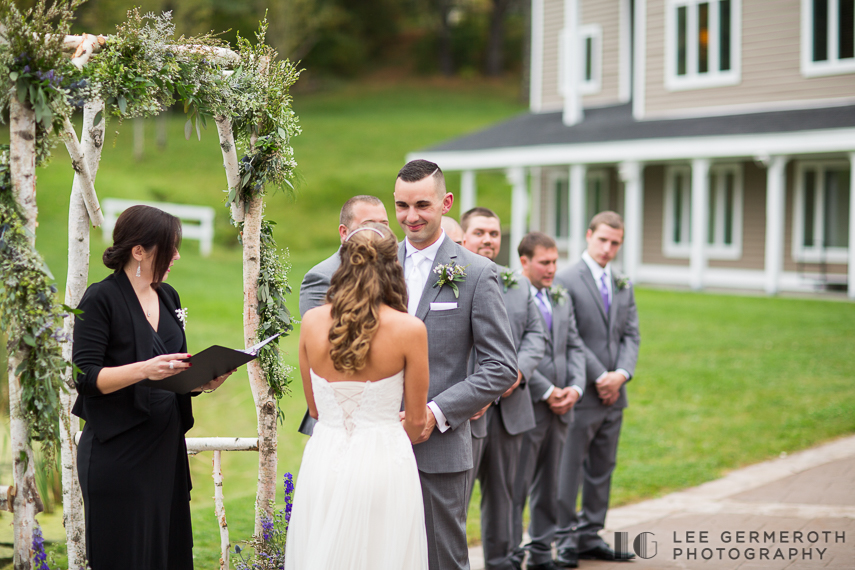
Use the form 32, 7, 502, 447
23, 65, 31, 74
261, 515, 274, 542
32, 524, 49, 570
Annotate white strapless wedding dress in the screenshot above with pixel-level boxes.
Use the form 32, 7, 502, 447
284, 370, 428, 570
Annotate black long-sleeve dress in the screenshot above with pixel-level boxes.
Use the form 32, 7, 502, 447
73, 270, 195, 570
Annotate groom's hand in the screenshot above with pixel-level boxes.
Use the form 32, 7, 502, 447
502, 370, 523, 398
470, 403, 491, 421
412, 406, 436, 445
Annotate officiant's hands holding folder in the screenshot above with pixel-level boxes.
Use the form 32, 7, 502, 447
192, 368, 236, 393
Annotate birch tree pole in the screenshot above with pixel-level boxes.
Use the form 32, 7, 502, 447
8, 94, 44, 570
59, 98, 106, 568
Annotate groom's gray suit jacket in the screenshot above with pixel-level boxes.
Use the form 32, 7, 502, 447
471, 272, 544, 439
554, 260, 640, 410
297, 249, 341, 435
398, 238, 518, 473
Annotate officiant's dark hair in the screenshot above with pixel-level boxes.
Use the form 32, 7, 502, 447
327, 223, 407, 373
397, 159, 446, 197
102, 205, 182, 289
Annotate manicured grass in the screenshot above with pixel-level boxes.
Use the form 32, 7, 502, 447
1, 77, 853, 566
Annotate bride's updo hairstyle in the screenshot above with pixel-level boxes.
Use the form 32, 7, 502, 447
102, 205, 182, 289
326, 223, 407, 373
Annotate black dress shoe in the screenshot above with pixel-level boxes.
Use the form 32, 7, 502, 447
579, 544, 636, 561
526, 561, 560, 570
555, 548, 579, 568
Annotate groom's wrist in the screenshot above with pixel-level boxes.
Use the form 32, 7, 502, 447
427, 401, 450, 433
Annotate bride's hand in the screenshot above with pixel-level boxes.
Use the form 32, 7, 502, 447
194, 369, 236, 393
412, 407, 436, 445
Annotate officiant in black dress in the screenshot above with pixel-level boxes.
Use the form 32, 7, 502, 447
73, 205, 232, 570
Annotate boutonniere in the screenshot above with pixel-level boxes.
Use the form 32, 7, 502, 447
175, 307, 188, 330
549, 284, 567, 306
500, 268, 519, 292
616, 276, 631, 290
433, 262, 468, 298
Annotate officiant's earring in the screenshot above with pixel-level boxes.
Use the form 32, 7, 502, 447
136, 261, 141, 278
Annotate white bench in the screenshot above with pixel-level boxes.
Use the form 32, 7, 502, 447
102, 198, 216, 257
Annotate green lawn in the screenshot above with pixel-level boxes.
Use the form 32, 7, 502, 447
1, 77, 854, 567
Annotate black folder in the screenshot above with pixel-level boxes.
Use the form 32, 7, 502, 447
141, 334, 280, 394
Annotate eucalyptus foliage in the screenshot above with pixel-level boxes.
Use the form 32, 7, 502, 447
0, 148, 72, 463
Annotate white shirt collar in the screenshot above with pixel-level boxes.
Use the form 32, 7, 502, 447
530, 284, 553, 313
582, 250, 612, 284
405, 230, 446, 263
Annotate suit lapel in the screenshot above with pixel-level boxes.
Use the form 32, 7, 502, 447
157, 286, 187, 350
549, 294, 564, 348
115, 271, 154, 363
578, 261, 609, 324
608, 275, 621, 334
416, 237, 457, 321
397, 242, 405, 266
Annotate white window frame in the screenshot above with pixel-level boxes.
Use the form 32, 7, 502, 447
547, 170, 570, 250
664, 0, 742, 91
579, 24, 603, 95
801, 0, 855, 77
558, 25, 603, 96
792, 160, 851, 263
663, 163, 744, 259
586, 169, 610, 221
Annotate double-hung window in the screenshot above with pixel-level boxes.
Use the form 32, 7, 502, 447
793, 162, 851, 263
665, 0, 741, 90
548, 169, 610, 249
801, 0, 855, 76
558, 25, 603, 96
663, 164, 743, 259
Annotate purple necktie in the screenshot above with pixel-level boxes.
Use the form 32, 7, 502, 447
536, 290, 552, 331
600, 273, 611, 313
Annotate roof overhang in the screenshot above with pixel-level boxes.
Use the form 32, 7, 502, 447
408, 127, 855, 171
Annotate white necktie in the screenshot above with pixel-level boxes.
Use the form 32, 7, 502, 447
406, 253, 426, 315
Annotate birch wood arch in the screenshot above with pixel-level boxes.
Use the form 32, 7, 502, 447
3, 16, 298, 569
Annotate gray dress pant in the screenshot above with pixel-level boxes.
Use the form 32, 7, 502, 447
421, 470, 470, 570
555, 405, 623, 552
511, 406, 569, 566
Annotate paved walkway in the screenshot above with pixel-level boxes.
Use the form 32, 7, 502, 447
469, 435, 855, 569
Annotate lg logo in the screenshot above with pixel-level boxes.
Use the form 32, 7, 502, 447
614, 532, 658, 560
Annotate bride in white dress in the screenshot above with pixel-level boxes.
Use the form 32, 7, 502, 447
285, 224, 430, 570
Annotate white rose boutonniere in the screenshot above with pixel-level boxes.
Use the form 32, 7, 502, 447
616, 276, 631, 290
175, 307, 188, 330
500, 268, 519, 293
433, 262, 468, 298
549, 284, 568, 306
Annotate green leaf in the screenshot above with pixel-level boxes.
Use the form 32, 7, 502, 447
277, 127, 287, 139
184, 119, 192, 140
118, 95, 127, 114
23, 335, 36, 347
195, 116, 202, 141
15, 80, 26, 105
451, 282, 460, 298
93, 111, 103, 126
9, 71, 18, 81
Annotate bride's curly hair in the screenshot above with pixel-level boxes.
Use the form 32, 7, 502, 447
326, 223, 408, 373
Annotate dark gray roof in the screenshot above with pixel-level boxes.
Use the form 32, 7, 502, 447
426, 103, 855, 152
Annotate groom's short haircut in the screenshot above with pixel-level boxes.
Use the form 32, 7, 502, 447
588, 210, 624, 233
340, 195, 384, 228
397, 159, 446, 197
460, 207, 500, 232
518, 232, 557, 259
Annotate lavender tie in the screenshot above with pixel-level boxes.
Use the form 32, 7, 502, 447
600, 273, 611, 313
535, 290, 552, 331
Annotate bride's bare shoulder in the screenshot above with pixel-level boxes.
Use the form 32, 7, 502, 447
379, 306, 426, 335
301, 304, 332, 329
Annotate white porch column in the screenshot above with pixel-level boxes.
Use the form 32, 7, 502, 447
530, 167, 543, 231
620, 161, 643, 282
562, 0, 582, 126
849, 153, 855, 300
460, 170, 477, 215
690, 158, 710, 290
568, 164, 587, 262
764, 156, 787, 295
508, 167, 529, 270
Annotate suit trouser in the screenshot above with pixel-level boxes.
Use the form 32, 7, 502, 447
511, 409, 569, 566
466, 407, 524, 570
555, 405, 623, 552
421, 470, 470, 570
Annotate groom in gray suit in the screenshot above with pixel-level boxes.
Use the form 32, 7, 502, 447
297, 195, 388, 435
395, 160, 517, 570
553, 211, 641, 567
511, 232, 586, 570
461, 207, 546, 570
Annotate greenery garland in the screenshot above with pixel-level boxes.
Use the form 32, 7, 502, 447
0, 147, 70, 463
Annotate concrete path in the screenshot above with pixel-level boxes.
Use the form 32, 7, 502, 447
469, 435, 855, 569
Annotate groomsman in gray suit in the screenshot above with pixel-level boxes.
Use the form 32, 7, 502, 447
461, 207, 547, 570
297, 195, 388, 435
553, 211, 641, 567
510, 232, 586, 570
395, 160, 517, 570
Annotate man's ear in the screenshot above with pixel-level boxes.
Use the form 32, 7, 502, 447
338, 224, 349, 243
441, 193, 454, 215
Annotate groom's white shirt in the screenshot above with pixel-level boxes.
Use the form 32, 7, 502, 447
404, 231, 452, 433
